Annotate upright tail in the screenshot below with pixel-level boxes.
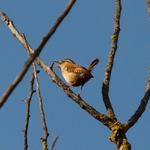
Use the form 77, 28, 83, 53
87, 58, 99, 72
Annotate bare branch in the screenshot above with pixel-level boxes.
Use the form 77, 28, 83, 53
0, 0, 76, 107
50, 136, 59, 150
124, 67, 150, 132
0, 44, 39, 107
102, 0, 122, 120
101, 1, 131, 149
22, 73, 35, 150
109, 122, 131, 150
32, 62, 49, 149
0, 12, 40, 107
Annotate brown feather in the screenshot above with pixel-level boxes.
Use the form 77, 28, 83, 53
87, 58, 99, 71
66, 64, 87, 74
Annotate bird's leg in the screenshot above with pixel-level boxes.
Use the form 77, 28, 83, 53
77, 85, 84, 97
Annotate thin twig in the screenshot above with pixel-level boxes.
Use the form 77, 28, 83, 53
22, 34, 36, 150
22, 73, 35, 150
102, 0, 122, 120
24, 30, 49, 149
50, 136, 59, 150
0, 0, 76, 107
32, 62, 49, 149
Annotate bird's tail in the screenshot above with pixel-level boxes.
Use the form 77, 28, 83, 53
87, 58, 99, 72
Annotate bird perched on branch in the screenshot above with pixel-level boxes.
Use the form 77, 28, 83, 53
54, 58, 99, 96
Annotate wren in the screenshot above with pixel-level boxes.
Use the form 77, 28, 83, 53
54, 58, 99, 96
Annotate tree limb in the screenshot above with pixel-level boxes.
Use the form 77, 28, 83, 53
32, 62, 49, 149
102, 0, 122, 120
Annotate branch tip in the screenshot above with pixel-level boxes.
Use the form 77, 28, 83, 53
49, 62, 54, 69
36, 70, 40, 74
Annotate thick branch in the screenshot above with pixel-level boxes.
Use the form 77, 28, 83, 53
109, 122, 131, 150
38, 63, 113, 128
102, 0, 122, 120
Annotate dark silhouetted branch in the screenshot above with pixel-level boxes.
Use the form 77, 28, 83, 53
0, 0, 76, 107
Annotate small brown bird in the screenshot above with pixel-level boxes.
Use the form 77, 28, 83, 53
54, 58, 99, 96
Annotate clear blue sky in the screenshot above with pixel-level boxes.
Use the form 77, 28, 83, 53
0, 1, 150, 150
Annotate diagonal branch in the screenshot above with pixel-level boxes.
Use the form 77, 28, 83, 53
36, 62, 113, 128
0, 37, 40, 107
124, 67, 150, 132
0, 0, 76, 107
102, 0, 122, 120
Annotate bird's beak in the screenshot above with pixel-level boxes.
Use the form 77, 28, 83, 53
53, 61, 59, 63
53, 61, 60, 68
